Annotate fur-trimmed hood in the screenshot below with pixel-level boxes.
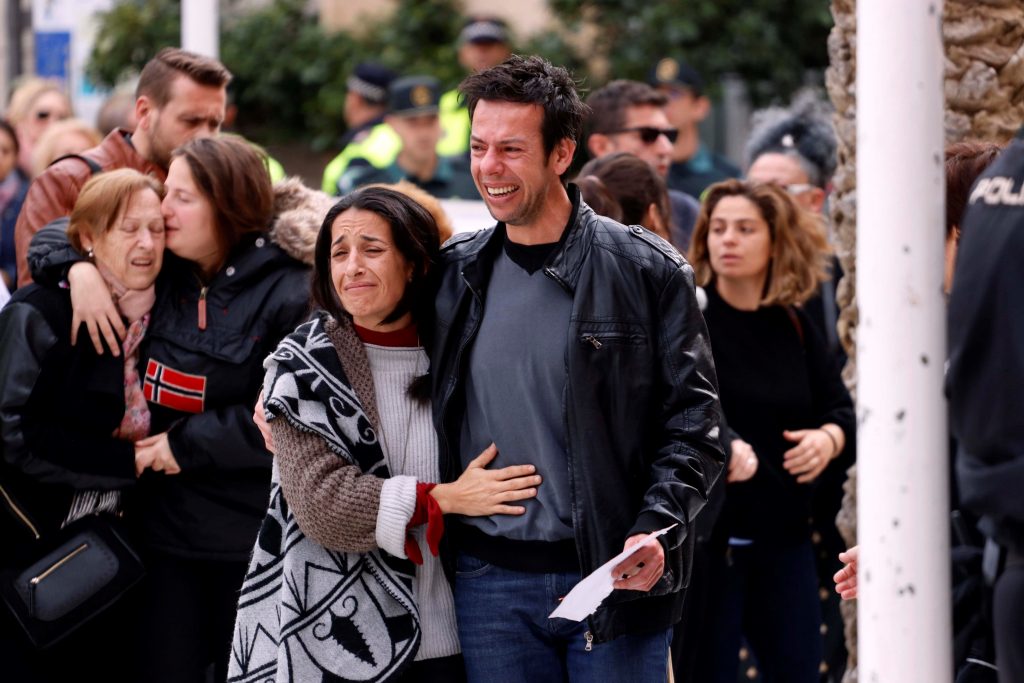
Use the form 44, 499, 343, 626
268, 177, 337, 266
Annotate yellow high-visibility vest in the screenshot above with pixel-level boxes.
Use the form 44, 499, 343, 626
438, 89, 470, 158
321, 123, 402, 195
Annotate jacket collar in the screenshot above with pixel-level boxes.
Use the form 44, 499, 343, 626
461, 183, 592, 293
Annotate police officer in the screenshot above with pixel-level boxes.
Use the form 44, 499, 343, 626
947, 132, 1024, 683
648, 57, 739, 198
320, 62, 398, 195
339, 76, 477, 200
437, 16, 512, 159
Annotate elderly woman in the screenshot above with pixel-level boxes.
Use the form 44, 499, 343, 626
231, 186, 541, 683
0, 169, 165, 681
687, 179, 855, 683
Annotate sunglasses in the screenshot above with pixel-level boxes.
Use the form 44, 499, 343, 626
34, 110, 59, 121
608, 126, 679, 145
783, 183, 817, 196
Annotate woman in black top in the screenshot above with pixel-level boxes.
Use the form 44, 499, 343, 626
687, 179, 855, 683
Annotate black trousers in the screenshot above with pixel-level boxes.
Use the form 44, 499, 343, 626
671, 539, 714, 682
994, 558, 1024, 683
135, 552, 248, 683
702, 540, 824, 683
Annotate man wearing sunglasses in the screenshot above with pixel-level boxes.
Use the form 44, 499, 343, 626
586, 79, 701, 250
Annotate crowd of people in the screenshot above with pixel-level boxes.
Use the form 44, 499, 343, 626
0, 12, 1021, 683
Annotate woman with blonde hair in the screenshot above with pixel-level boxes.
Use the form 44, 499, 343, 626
686, 179, 855, 683
5, 78, 72, 176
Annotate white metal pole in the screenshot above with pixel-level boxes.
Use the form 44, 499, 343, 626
856, 1, 951, 680
181, 0, 218, 59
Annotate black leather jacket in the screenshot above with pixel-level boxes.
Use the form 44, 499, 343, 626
0, 284, 138, 560
430, 187, 726, 641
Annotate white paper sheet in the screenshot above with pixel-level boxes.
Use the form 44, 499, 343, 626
548, 524, 677, 622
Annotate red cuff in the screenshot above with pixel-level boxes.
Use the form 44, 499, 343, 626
404, 482, 444, 565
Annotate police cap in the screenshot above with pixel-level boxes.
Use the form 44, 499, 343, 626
648, 57, 704, 97
388, 76, 441, 117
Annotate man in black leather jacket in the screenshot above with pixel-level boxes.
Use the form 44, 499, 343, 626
948, 130, 1024, 683
430, 55, 725, 681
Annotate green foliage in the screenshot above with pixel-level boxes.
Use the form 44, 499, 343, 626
522, 29, 588, 91
221, 0, 349, 148
86, 0, 467, 149
546, 0, 832, 104
86, 0, 179, 87
358, 0, 465, 91
85, 0, 831, 148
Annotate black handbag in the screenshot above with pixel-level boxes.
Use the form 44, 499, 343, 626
0, 511, 145, 649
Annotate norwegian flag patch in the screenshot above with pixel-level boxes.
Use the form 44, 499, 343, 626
143, 359, 207, 413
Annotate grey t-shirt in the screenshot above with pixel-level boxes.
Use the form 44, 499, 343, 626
459, 244, 574, 542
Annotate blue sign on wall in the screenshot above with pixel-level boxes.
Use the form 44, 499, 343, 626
35, 31, 71, 82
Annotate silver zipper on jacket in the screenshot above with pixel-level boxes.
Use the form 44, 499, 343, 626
584, 630, 593, 652
543, 267, 572, 295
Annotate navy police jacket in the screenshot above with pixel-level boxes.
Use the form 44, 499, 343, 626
948, 133, 1024, 552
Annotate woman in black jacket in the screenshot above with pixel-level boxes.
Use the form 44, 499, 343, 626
687, 179, 855, 683
0, 169, 166, 681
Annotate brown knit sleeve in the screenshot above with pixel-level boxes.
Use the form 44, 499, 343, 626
273, 417, 383, 553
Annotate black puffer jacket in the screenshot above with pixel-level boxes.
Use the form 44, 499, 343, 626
430, 187, 726, 642
948, 135, 1024, 552
134, 239, 309, 560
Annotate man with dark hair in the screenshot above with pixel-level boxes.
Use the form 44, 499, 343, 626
339, 76, 478, 199
649, 57, 739, 198
586, 79, 701, 250
14, 47, 229, 286
431, 54, 725, 681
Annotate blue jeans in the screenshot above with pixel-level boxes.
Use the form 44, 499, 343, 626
454, 552, 672, 683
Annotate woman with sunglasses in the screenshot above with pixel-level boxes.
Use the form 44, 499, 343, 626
5, 78, 72, 177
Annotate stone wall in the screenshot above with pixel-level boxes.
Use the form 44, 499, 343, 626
826, 2, 1024, 681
